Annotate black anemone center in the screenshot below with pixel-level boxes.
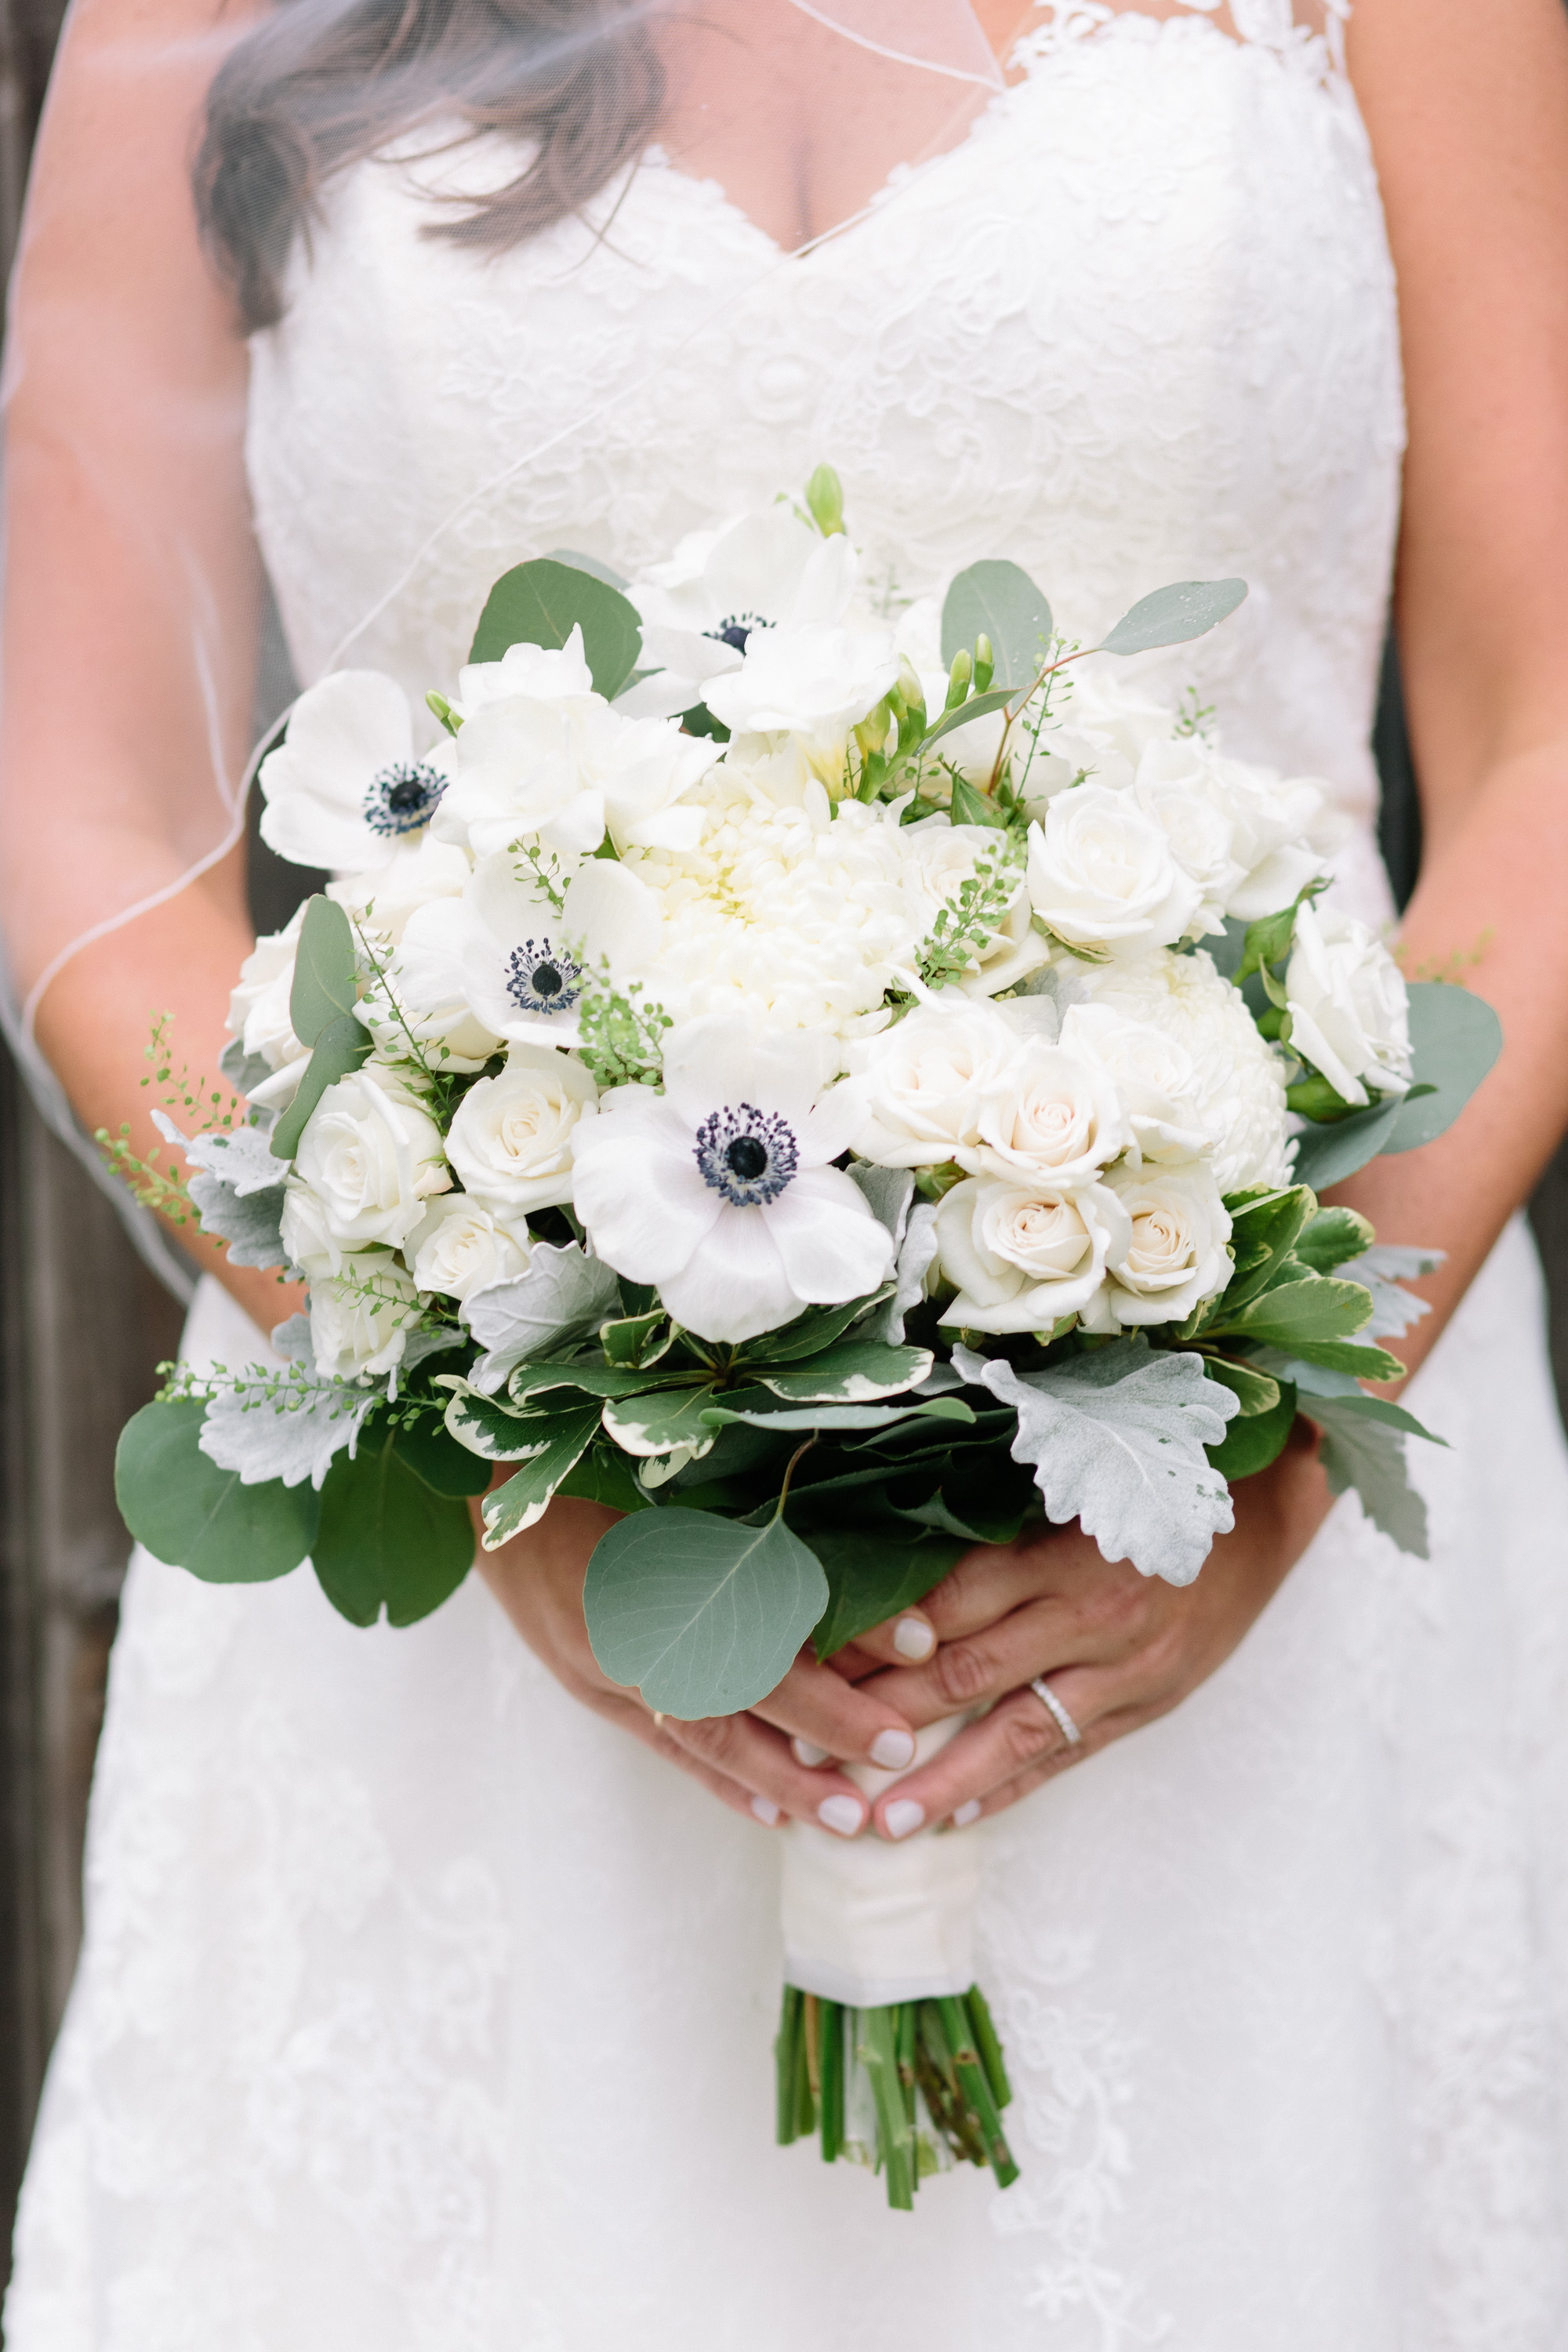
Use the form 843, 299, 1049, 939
694, 1102, 798, 1208
364, 760, 446, 837
506, 938, 582, 1018
704, 611, 771, 656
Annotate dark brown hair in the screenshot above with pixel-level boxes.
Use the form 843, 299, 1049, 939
194, 0, 664, 332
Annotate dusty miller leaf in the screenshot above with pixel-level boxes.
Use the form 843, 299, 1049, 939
198, 1375, 379, 1490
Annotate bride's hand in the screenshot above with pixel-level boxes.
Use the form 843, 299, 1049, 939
837, 1425, 1334, 1839
474, 1490, 921, 1838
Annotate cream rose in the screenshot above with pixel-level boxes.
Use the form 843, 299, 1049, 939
964, 1040, 1125, 1189
294, 1067, 450, 1253
1026, 783, 1203, 958
1284, 901, 1412, 1109
1057, 1002, 1212, 1166
445, 1046, 599, 1212
934, 1173, 1124, 1335
308, 1253, 424, 1380
1091, 1160, 1232, 1330
407, 1194, 533, 1303
850, 1000, 1018, 1168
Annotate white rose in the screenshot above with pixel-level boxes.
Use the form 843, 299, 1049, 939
280, 1178, 343, 1280
407, 1193, 532, 1303
1018, 667, 1176, 817
293, 1067, 451, 1252
445, 1046, 599, 1212
1026, 784, 1203, 958
963, 1039, 1126, 1189
228, 902, 307, 1074
308, 1253, 424, 1380
850, 999, 1018, 1167
1284, 901, 1412, 1109
1091, 1160, 1232, 1330
1057, 1001, 1212, 1165
935, 1172, 1125, 1335
898, 819, 1051, 996
702, 619, 900, 770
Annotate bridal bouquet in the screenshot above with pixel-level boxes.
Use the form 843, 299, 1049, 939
111, 469, 1497, 2207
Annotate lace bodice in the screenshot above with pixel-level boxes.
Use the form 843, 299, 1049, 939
246, 0, 1401, 910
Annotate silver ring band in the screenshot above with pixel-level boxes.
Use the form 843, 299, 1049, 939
1029, 1676, 1083, 1749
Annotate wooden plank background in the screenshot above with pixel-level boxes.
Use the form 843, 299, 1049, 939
3, 5, 1568, 2299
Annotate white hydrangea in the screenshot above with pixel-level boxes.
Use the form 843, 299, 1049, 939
1065, 947, 1293, 1194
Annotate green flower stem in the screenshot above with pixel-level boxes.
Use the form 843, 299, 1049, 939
938, 1995, 1019, 2190
859, 2007, 916, 2211
775, 1986, 806, 2145
818, 1999, 845, 2164
965, 1985, 1013, 2111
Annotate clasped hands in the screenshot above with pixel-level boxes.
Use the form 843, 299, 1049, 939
477, 1426, 1330, 1842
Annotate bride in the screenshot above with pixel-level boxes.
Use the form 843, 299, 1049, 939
5, 0, 1568, 2339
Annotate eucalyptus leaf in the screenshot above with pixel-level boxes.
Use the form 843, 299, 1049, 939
1385, 983, 1502, 1152
477, 1403, 604, 1545
289, 895, 358, 1047
312, 1430, 474, 1625
808, 1526, 968, 1661
585, 1508, 829, 1718
116, 1399, 319, 1583
543, 546, 629, 589
1290, 1094, 1403, 1192
939, 561, 1054, 689
269, 1013, 372, 1160
1098, 578, 1247, 657
393, 1417, 493, 1498
468, 558, 643, 699
952, 1340, 1238, 1585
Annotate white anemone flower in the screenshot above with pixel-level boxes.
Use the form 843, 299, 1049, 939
437, 853, 662, 1051
702, 621, 901, 776
259, 670, 457, 871
620, 508, 859, 719
571, 1018, 894, 1345
434, 626, 712, 861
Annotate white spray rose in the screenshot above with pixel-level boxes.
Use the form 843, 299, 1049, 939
851, 999, 1019, 1167
307, 1254, 424, 1380
964, 1039, 1126, 1189
293, 1067, 451, 1253
445, 1046, 599, 1213
1090, 1160, 1232, 1330
935, 1173, 1125, 1335
1026, 783, 1203, 958
1284, 901, 1412, 1109
406, 1195, 533, 1304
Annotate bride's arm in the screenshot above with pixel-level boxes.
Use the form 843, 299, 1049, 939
837, 0, 1568, 1837
0, 0, 295, 1332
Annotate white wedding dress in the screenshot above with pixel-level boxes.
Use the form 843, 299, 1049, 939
11, 5, 1568, 2345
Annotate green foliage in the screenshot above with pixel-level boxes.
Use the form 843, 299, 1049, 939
289, 895, 358, 1047
269, 1012, 372, 1160
115, 1399, 319, 1583
946, 772, 1010, 829
468, 557, 643, 699
1383, 982, 1503, 1152
921, 688, 1021, 756
1098, 578, 1247, 656
916, 846, 1022, 989
584, 1506, 829, 1718
573, 969, 673, 1089
391, 1415, 493, 1500
1205, 1378, 1298, 1480
1292, 1206, 1374, 1275
808, 1525, 967, 1660
311, 1427, 474, 1625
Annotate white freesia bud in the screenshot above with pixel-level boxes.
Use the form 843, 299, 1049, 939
1094, 1160, 1232, 1330
851, 1000, 1018, 1168
406, 1194, 533, 1303
964, 1040, 1126, 1189
1026, 784, 1203, 958
1284, 901, 1412, 1109
307, 1253, 424, 1380
445, 1046, 599, 1214
294, 1068, 451, 1254
935, 1173, 1126, 1334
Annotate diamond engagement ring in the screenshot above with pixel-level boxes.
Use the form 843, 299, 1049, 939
1029, 1677, 1083, 1749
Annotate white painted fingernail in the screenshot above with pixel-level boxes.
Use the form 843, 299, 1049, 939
792, 1737, 830, 1767
894, 1616, 935, 1661
884, 1798, 925, 1840
953, 1799, 982, 1828
818, 1795, 864, 1837
870, 1728, 916, 1770
750, 1795, 781, 1826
